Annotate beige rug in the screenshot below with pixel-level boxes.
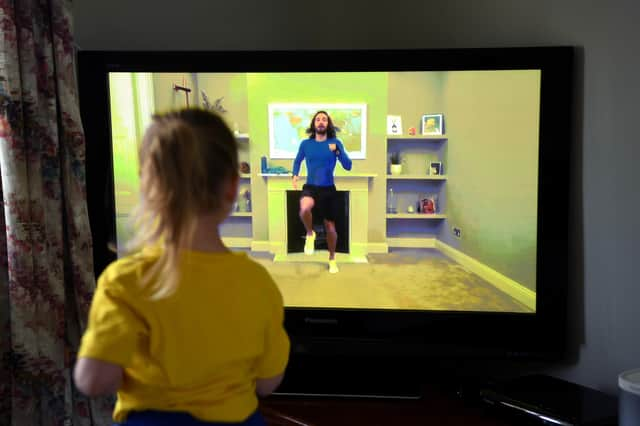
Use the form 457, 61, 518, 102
249, 249, 532, 313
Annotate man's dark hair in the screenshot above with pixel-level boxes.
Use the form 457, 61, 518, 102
306, 110, 338, 139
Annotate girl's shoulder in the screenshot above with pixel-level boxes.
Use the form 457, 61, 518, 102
232, 254, 272, 280
234, 256, 281, 295
97, 247, 162, 293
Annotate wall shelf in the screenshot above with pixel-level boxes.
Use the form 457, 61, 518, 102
387, 135, 447, 141
387, 175, 447, 180
386, 134, 448, 241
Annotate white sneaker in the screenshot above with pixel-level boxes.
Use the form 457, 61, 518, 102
304, 231, 316, 255
329, 259, 339, 274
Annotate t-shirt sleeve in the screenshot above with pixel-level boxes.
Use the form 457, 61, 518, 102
256, 277, 290, 378
78, 273, 148, 367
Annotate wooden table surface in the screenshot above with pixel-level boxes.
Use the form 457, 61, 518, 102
259, 387, 516, 426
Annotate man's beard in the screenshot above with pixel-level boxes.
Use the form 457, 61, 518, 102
315, 126, 327, 135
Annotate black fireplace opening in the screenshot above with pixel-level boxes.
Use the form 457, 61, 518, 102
286, 190, 349, 254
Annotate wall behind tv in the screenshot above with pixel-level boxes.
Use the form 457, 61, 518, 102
73, 0, 640, 395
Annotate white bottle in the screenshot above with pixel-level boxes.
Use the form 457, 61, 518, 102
387, 187, 396, 214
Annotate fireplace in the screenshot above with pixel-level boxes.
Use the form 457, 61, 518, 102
258, 174, 375, 263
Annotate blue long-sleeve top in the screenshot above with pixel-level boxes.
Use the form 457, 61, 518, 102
292, 138, 352, 186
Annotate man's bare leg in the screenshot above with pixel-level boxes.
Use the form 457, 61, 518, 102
300, 196, 315, 255
299, 196, 314, 235
325, 219, 339, 273
324, 220, 337, 259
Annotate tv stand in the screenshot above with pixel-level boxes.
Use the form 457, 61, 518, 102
478, 374, 618, 425
261, 372, 618, 425
261, 381, 512, 426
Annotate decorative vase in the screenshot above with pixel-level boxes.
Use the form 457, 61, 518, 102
390, 164, 402, 175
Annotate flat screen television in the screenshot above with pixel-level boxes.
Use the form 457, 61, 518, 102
78, 47, 573, 396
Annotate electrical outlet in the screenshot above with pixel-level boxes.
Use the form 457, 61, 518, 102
452, 227, 462, 239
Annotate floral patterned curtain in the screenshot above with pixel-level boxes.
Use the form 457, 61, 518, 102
0, 0, 112, 424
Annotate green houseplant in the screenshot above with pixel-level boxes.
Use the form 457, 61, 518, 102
390, 152, 402, 175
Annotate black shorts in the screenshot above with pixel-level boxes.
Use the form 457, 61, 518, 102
301, 184, 340, 223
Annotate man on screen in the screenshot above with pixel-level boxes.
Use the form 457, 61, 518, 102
292, 111, 352, 273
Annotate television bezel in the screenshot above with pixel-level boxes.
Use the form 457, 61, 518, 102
78, 47, 572, 364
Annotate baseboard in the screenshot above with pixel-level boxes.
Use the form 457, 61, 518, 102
386, 237, 436, 248
221, 237, 252, 248
435, 241, 536, 311
250, 240, 270, 252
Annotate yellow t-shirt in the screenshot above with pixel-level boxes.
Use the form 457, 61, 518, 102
78, 246, 290, 423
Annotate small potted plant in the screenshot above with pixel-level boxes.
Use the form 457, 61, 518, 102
390, 152, 402, 175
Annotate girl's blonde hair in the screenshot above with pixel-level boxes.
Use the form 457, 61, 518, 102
128, 108, 238, 299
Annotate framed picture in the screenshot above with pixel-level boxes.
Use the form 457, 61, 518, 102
429, 161, 443, 176
386, 115, 402, 135
421, 114, 444, 135
421, 195, 438, 214
268, 103, 367, 159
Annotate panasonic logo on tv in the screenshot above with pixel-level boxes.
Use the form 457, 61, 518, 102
304, 317, 338, 325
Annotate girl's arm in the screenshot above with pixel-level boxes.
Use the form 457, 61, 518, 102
256, 373, 284, 397
75, 272, 148, 398
255, 276, 290, 397
74, 357, 123, 397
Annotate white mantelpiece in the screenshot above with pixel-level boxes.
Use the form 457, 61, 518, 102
253, 174, 375, 262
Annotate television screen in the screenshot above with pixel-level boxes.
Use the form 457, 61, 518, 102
80, 48, 572, 367
108, 69, 540, 314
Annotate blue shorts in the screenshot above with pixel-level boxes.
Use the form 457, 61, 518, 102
114, 410, 266, 426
